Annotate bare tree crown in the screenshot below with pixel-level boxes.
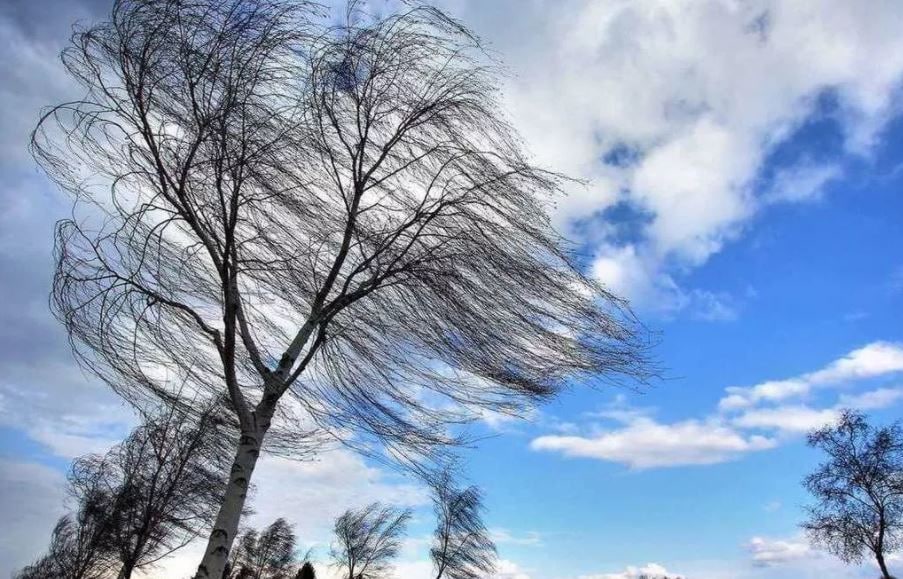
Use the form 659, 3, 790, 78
35, 0, 648, 458
331, 502, 411, 579
34, 1, 650, 575
802, 409, 903, 578
430, 469, 496, 579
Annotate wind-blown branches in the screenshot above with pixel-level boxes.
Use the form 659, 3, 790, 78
331, 503, 411, 579
16, 402, 230, 579
227, 518, 299, 579
82, 404, 232, 578
34, 1, 651, 576
14, 511, 116, 579
430, 470, 495, 579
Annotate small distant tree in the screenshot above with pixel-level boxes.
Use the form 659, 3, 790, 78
802, 409, 903, 579
71, 405, 230, 578
228, 518, 298, 579
332, 503, 411, 579
430, 470, 496, 579
15, 493, 118, 579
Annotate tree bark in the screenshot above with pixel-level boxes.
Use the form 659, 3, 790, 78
876, 549, 893, 579
117, 562, 135, 579
194, 427, 265, 579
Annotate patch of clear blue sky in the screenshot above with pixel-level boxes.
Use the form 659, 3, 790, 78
460, 101, 903, 576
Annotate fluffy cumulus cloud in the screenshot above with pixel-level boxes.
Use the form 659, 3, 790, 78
531, 342, 903, 468
446, 0, 903, 315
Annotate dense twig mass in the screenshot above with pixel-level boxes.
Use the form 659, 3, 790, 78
34, 0, 651, 575
226, 518, 303, 579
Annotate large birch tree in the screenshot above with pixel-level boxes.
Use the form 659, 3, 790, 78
34, 1, 649, 577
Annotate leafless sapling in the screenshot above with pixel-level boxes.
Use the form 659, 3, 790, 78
34, 1, 650, 576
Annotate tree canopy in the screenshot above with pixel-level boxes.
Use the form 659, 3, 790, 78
802, 409, 903, 579
34, 0, 650, 575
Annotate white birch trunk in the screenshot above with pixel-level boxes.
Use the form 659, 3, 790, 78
193, 428, 264, 579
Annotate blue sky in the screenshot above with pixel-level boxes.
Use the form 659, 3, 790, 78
1, 1, 903, 578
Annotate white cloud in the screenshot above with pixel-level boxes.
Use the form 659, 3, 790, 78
531, 417, 776, 469
747, 536, 816, 567
389, 559, 436, 579
590, 244, 652, 303
719, 341, 903, 410
579, 562, 685, 579
247, 451, 428, 541
489, 559, 533, 579
839, 387, 903, 410
450, 0, 903, 316
590, 246, 741, 320
732, 405, 840, 434
808, 341, 903, 384
533, 341, 903, 468
764, 162, 842, 203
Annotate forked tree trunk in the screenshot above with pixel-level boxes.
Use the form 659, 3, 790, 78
194, 427, 265, 579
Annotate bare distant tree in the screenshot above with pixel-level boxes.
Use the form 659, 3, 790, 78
72, 404, 231, 578
15, 492, 118, 579
802, 409, 903, 579
430, 470, 495, 579
228, 518, 299, 579
34, 0, 650, 576
331, 503, 411, 579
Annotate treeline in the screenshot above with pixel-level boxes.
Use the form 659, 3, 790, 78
16, 405, 230, 579
16, 409, 496, 579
